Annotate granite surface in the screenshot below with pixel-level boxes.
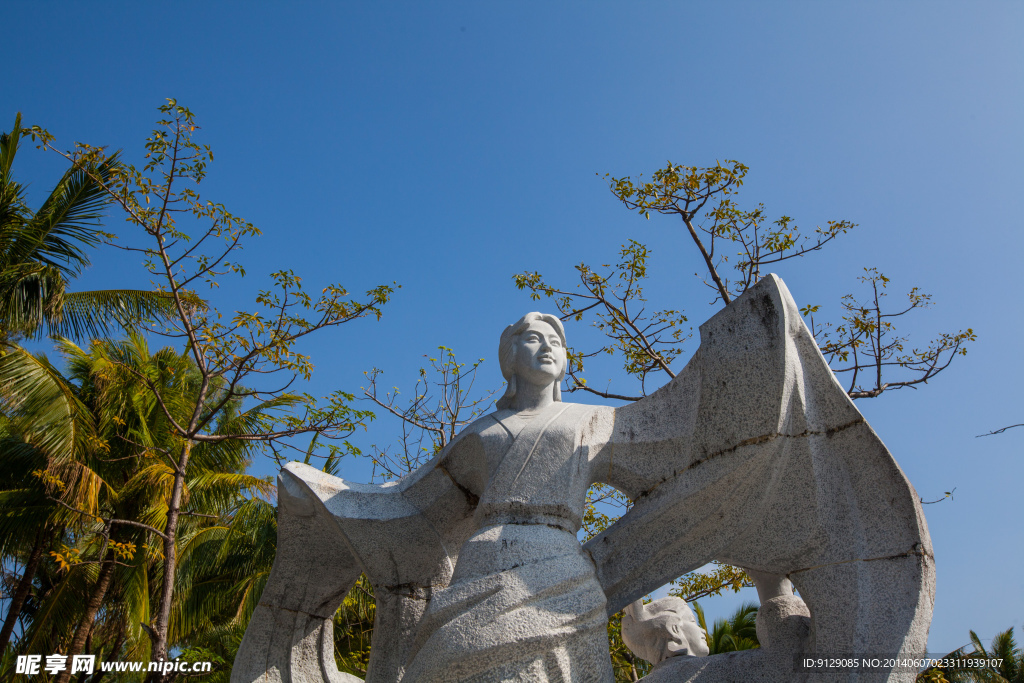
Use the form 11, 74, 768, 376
232, 276, 933, 683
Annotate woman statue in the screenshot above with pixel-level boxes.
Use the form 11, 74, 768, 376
400, 312, 618, 681
234, 276, 935, 683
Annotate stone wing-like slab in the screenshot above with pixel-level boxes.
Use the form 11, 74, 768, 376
585, 274, 934, 681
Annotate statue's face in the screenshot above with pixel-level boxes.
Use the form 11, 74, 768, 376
513, 319, 566, 388
677, 607, 709, 657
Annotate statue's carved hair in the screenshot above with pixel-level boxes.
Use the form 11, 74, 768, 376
495, 312, 566, 411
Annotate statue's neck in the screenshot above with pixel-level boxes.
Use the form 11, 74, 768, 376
510, 380, 556, 413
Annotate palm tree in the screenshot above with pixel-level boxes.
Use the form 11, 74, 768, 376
172, 497, 275, 681
692, 601, 760, 654
0, 447, 59, 655
965, 627, 1023, 683
0, 334, 269, 679
916, 627, 1022, 683
1, 113, 177, 341
0, 341, 98, 655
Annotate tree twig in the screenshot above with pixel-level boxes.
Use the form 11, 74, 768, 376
976, 424, 1024, 437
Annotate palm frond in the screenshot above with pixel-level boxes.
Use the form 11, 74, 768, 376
0, 114, 24, 187
0, 142, 121, 340
186, 472, 271, 507
120, 463, 179, 507
17, 560, 98, 656
72, 288, 204, 340
0, 487, 50, 556
0, 263, 64, 337
0, 124, 206, 339
108, 545, 153, 661
45, 288, 187, 340
48, 459, 109, 519
0, 343, 96, 463
0, 114, 31, 239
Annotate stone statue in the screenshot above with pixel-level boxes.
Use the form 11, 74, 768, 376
622, 597, 710, 664
231, 275, 934, 683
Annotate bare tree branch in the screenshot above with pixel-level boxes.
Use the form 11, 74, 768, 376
976, 424, 1024, 437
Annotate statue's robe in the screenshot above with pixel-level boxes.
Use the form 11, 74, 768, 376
400, 402, 615, 682
232, 275, 934, 683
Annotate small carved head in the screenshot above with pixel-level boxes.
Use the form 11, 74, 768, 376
622, 597, 710, 664
496, 312, 566, 410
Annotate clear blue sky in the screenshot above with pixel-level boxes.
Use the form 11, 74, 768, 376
5, 1, 1022, 656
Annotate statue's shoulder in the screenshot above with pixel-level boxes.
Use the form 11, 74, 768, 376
439, 412, 508, 454
446, 404, 614, 449
580, 403, 615, 417
482, 403, 614, 422
561, 402, 616, 424
459, 411, 507, 437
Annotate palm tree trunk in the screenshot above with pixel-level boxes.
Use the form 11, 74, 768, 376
54, 556, 116, 683
0, 524, 50, 652
146, 441, 191, 682
85, 624, 125, 683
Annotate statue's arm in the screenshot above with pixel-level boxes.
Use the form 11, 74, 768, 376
580, 405, 648, 500
231, 467, 363, 683
232, 430, 485, 683
580, 360, 702, 502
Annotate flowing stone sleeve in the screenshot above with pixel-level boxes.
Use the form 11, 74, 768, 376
581, 274, 933, 682
231, 432, 483, 683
